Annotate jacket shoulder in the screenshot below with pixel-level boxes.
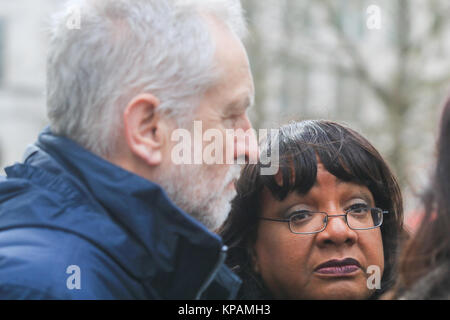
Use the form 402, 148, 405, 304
0, 227, 142, 299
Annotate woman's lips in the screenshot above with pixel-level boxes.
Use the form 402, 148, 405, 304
314, 258, 362, 276
316, 265, 360, 275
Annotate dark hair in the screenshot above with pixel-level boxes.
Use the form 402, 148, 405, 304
397, 96, 450, 291
219, 120, 405, 299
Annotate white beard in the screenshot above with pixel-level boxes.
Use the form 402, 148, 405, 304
155, 164, 241, 231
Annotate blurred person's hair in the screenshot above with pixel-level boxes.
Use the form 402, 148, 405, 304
219, 120, 406, 299
46, 0, 247, 158
396, 96, 450, 292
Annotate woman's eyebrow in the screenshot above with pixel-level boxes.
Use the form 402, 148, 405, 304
334, 180, 375, 203
352, 190, 374, 204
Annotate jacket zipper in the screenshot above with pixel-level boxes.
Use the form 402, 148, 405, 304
194, 245, 228, 300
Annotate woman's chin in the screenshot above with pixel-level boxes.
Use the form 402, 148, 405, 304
318, 292, 370, 300
300, 281, 373, 300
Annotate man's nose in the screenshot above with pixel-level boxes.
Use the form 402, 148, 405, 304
234, 115, 259, 164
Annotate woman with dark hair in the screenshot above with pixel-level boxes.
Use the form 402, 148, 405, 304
219, 120, 405, 299
393, 97, 450, 300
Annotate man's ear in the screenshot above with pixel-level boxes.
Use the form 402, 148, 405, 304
123, 93, 165, 166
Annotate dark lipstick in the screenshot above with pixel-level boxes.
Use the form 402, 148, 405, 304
315, 258, 361, 275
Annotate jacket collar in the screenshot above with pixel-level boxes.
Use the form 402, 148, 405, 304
3, 128, 240, 298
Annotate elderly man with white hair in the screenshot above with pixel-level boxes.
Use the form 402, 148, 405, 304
0, 0, 256, 299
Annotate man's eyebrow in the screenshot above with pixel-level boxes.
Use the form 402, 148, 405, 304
246, 94, 255, 110
226, 94, 254, 114
238, 94, 254, 113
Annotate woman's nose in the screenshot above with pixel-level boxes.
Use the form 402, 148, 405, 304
316, 213, 358, 247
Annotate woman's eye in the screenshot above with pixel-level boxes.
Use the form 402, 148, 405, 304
346, 203, 370, 214
289, 211, 313, 222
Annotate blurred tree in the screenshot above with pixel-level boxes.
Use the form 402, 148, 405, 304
242, 0, 450, 192
318, 0, 450, 186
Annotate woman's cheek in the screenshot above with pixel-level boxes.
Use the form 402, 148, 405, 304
254, 225, 311, 276
360, 228, 385, 274
253, 224, 283, 271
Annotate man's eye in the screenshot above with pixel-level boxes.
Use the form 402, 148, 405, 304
225, 116, 245, 129
230, 114, 243, 121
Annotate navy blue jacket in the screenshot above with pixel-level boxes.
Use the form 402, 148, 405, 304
0, 128, 241, 299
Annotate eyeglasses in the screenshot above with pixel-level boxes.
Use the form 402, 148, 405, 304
259, 207, 388, 234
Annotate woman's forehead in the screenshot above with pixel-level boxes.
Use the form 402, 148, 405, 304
273, 156, 329, 187
272, 160, 372, 195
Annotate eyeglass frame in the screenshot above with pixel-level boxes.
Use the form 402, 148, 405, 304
259, 208, 389, 235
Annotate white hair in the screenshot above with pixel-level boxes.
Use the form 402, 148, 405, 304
46, 0, 247, 157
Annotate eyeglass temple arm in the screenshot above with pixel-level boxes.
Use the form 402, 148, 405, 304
259, 217, 290, 222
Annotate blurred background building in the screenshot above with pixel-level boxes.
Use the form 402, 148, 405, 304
0, 0, 59, 170
0, 0, 449, 230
